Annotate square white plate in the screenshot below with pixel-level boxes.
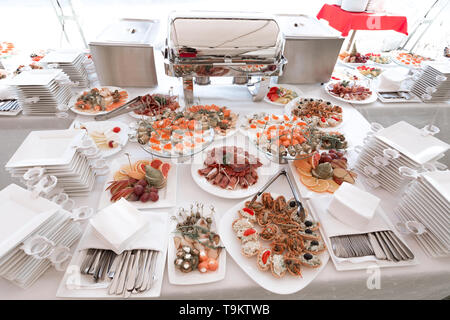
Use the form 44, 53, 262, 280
6, 129, 85, 168
0, 184, 60, 259
97, 159, 177, 210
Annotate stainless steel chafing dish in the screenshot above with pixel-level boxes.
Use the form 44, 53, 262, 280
163, 11, 287, 105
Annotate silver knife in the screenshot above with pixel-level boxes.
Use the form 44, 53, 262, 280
139, 251, 153, 292
116, 252, 133, 295
108, 251, 129, 295
145, 251, 159, 291
134, 250, 148, 290
126, 250, 141, 291
368, 233, 387, 260
386, 231, 414, 260
373, 232, 396, 261
378, 231, 403, 261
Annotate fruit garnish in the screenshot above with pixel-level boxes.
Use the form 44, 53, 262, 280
243, 208, 255, 216
243, 228, 257, 237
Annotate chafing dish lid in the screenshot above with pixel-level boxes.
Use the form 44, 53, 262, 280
90, 18, 160, 46
167, 11, 282, 58
276, 14, 342, 39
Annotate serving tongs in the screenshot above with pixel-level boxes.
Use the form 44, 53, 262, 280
94, 96, 143, 121
248, 168, 306, 222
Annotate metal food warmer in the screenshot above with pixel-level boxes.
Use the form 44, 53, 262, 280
163, 12, 287, 105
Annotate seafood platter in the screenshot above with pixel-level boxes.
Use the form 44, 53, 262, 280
264, 86, 299, 106
168, 203, 226, 285
132, 103, 240, 158
325, 80, 377, 104
240, 113, 323, 163
70, 86, 129, 115
391, 51, 433, 68
163, 12, 286, 104
97, 154, 177, 210
219, 169, 329, 294
191, 145, 279, 199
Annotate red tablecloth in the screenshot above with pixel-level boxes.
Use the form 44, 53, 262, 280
317, 4, 408, 37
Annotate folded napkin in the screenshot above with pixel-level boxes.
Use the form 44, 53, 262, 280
309, 196, 389, 238
80, 199, 168, 254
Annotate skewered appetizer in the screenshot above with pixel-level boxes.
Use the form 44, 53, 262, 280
319, 131, 348, 150
365, 53, 391, 64
266, 86, 298, 104
232, 192, 326, 278
184, 104, 238, 136
357, 66, 383, 79
293, 150, 356, 194
106, 158, 171, 203
242, 113, 322, 160
328, 80, 372, 101
132, 93, 180, 117
291, 98, 343, 128
197, 146, 263, 190
74, 87, 128, 113
173, 203, 222, 274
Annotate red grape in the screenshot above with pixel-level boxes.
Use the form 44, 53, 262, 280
140, 193, 150, 202
336, 152, 344, 158
328, 149, 336, 154
329, 153, 338, 160
147, 187, 158, 194
149, 192, 159, 202
137, 179, 148, 187
322, 155, 333, 163
133, 184, 144, 196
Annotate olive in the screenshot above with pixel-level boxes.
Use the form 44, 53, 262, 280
311, 240, 319, 246
304, 253, 313, 260
305, 229, 313, 234
305, 221, 313, 227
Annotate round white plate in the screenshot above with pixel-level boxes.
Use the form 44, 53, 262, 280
324, 81, 378, 105
74, 120, 129, 158
69, 86, 129, 116
337, 59, 368, 68
218, 194, 329, 295
167, 202, 226, 285
263, 85, 299, 106
284, 96, 344, 130
190, 144, 279, 199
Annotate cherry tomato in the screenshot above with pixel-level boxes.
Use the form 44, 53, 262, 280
206, 258, 218, 271
243, 208, 255, 216
243, 228, 256, 237
113, 126, 121, 133
262, 250, 271, 264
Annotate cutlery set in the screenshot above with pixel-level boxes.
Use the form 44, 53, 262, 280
80, 249, 159, 297
0, 99, 21, 115
330, 230, 414, 261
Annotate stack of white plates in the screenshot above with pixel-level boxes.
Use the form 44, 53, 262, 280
7, 69, 73, 115
5, 129, 106, 197
395, 170, 450, 258
411, 61, 450, 103
0, 184, 82, 288
40, 51, 90, 88
355, 121, 449, 193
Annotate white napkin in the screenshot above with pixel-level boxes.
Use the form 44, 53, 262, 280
309, 196, 390, 238
80, 201, 168, 254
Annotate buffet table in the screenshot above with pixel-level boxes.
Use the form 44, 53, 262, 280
0, 80, 449, 300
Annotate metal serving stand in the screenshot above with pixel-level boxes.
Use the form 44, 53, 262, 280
163, 12, 287, 105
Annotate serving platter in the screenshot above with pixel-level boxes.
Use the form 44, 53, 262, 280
97, 157, 177, 210
167, 203, 226, 285
190, 143, 279, 199
324, 81, 378, 105
69, 86, 129, 116
218, 194, 329, 295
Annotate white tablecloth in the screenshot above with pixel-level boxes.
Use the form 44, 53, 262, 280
0, 66, 449, 300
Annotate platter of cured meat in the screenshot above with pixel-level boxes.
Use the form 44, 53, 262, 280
218, 192, 329, 294
129, 93, 181, 120
191, 145, 279, 199
325, 80, 377, 105
167, 202, 226, 285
